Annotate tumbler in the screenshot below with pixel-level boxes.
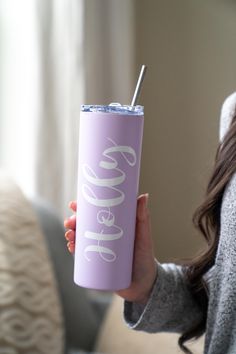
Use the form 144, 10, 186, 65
74, 104, 144, 290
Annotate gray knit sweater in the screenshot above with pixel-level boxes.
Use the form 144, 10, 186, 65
124, 92, 236, 354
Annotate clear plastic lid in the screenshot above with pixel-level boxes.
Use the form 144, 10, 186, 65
81, 103, 144, 115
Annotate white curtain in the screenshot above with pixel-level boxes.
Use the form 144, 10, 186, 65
0, 0, 135, 217
0, 0, 41, 195
36, 0, 84, 216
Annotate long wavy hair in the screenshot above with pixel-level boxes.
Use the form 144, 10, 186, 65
178, 112, 236, 354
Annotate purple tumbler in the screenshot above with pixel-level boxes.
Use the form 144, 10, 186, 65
74, 104, 144, 291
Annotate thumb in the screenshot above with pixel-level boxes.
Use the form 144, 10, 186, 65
137, 193, 149, 222
135, 193, 153, 252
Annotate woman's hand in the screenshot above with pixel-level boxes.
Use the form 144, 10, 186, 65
64, 201, 77, 254
64, 194, 157, 306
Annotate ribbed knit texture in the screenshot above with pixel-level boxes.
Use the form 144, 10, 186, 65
0, 172, 64, 354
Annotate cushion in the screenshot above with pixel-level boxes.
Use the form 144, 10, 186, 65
0, 172, 64, 354
32, 197, 101, 351
95, 295, 204, 354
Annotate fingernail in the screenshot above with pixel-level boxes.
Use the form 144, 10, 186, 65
67, 241, 72, 250
145, 193, 149, 208
67, 242, 75, 253
65, 229, 72, 241
140, 194, 148, 219
69, 201, 76, 210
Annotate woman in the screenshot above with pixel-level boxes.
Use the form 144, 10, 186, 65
64, 92, 236, 354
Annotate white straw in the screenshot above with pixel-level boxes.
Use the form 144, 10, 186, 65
131, 65, 147, 106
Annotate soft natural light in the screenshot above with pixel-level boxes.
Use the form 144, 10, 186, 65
0, 0, 133, 216
0, 0, 40, 196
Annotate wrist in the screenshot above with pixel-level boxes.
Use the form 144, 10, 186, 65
136, 265, 158, 306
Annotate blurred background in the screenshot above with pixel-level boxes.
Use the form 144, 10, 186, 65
1, 0, 236, 263
1, 1, 236, 354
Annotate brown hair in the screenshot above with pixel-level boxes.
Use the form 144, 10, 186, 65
178, 113, 236, 354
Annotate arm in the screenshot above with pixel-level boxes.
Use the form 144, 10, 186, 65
124, 260, 205, 333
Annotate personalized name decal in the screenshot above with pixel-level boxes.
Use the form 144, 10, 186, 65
82, 138, 136, 262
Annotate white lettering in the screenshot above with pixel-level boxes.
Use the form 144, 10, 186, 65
82, 138, 136, 262
84, 244, 116, 262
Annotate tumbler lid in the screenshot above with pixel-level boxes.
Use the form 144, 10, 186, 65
81, 104, 144, 115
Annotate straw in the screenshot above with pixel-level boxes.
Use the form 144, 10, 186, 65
131, 65, 147, 106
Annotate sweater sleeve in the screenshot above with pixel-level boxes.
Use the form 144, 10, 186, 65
123, 260, 205, 333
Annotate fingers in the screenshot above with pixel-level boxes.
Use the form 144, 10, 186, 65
69, 200, 77, 212
64, 214, 76, 230
67, 240, 75, 253
137, 193, 149, 222
64, 200, 77, 254
64, 227, 76, 254
135, 193, 153, 252
65, 229, 75, 242
64, 200, 77, 229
